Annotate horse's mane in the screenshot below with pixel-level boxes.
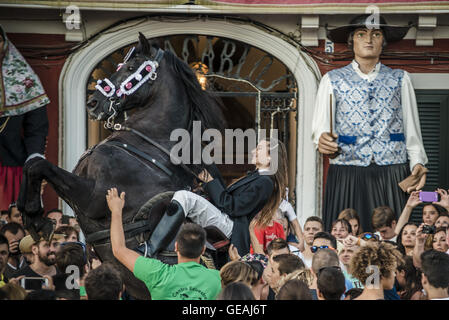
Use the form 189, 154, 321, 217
164, 50, 225, 133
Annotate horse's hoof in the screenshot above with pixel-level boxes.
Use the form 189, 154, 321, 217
24, 215, 55, 242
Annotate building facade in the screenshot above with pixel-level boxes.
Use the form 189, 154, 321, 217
1, 0, 448, 224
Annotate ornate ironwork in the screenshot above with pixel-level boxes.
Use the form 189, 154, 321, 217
88, 35, 296, 95
86, 34, 297, 146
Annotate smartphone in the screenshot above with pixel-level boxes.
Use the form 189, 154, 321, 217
20, 277, 49, 290
419, 191, 438, 203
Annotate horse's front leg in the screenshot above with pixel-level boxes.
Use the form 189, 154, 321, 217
17, 157, 95, 240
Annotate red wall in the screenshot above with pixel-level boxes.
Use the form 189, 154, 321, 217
7, 33, 68, 212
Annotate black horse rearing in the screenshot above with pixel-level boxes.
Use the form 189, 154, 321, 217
17, 33, 226, 300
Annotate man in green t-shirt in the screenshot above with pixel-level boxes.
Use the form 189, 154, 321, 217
106, 188, 221, 300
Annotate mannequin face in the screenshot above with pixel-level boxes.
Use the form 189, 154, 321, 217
352, 28, 383, 60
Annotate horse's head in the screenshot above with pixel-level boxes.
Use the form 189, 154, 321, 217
87, 33, 163, 121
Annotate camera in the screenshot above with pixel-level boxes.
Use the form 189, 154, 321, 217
422, 224, 436, 234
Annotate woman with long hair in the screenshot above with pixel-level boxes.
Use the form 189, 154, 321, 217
141, 138, 289, 257
422, 204, 440, 226
338, 208, 363, 236
427, 227, 448, 253
396, 222, 418, 256
396, 255, 423, 300
251, 139, 288, 229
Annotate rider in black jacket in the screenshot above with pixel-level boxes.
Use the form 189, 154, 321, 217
144, 138, 289, 257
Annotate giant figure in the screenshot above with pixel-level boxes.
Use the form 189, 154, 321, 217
0, 25, 49, 210
312, 15, 428, 232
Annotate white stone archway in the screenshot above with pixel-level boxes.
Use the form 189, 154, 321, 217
59, 18, 321, 225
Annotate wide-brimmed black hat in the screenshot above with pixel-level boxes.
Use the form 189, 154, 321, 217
326, 14, 411, 43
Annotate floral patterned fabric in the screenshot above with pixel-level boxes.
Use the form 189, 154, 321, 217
0, 28, 50, 118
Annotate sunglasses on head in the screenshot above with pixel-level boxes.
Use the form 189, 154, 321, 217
311, 245, 330, 253
361, 233, 380, 241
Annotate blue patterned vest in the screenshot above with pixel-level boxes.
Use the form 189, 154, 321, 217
328, 63, 407, 166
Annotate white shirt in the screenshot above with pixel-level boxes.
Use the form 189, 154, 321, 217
311, 60, 428, 171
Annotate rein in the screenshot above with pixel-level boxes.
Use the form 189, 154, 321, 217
112, 123, 203, 182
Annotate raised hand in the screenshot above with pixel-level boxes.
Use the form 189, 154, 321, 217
106, 188, 125, 214
406, 191, 422, 209
41, 275, 55, 291
434, 188, 449, 210
7, 275, 25, 286
228, 244, 241, 261
343, 235, 358, 247
198, 169, 213, 183
415, 223, 428, 245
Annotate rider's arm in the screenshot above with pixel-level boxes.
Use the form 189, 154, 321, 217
107, 188, 140, 273
203, 175, 274, 218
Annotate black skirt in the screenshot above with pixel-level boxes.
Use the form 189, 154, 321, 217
323, 163, 410, 233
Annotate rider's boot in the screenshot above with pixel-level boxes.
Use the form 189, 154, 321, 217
139, 200, 185, 258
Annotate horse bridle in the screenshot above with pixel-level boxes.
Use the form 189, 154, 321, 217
94, 48, 165, 129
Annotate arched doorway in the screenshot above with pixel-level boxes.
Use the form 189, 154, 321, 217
86, 34, 297, 197
60, 17, 321, 225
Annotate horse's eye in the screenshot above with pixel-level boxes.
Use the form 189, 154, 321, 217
128, 66, 135, 72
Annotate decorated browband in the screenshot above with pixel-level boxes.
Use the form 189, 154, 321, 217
95, 47, 164, 98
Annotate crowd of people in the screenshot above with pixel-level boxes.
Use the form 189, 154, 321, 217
0, 14, 448, 302
0, 185, 448, 300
